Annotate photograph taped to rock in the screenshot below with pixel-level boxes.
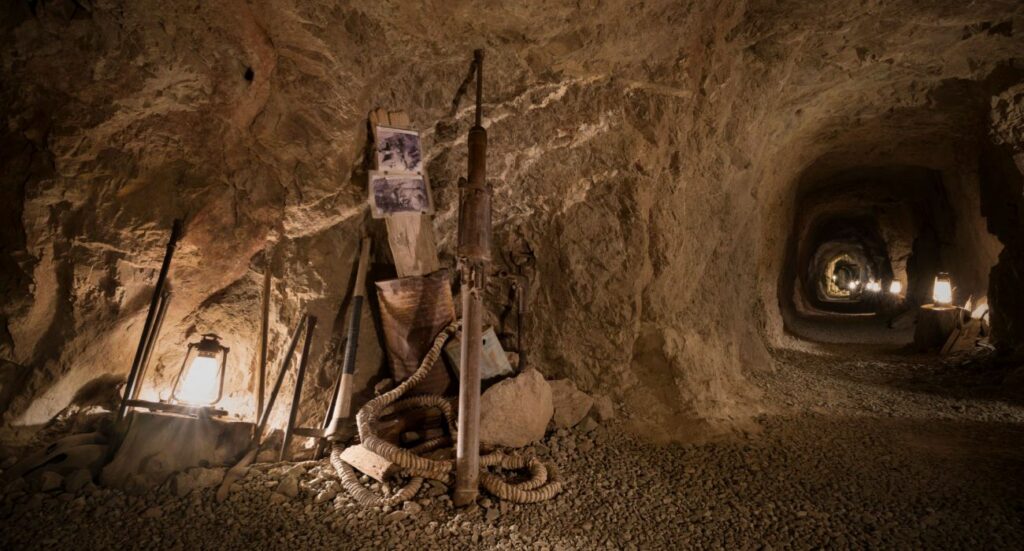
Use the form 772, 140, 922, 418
374, 125, 423, 173
368, 172, 433, 218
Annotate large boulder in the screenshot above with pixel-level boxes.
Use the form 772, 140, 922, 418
549, 379, 595, 429
479, 369, 552, 448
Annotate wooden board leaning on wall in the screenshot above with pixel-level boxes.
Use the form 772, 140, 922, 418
369, 108, 441, 278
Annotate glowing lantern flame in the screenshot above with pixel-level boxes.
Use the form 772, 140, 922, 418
172, 334, 228, 406
933, 273, 953, 306
177, 355, 221, 405
889, 280, 902, 294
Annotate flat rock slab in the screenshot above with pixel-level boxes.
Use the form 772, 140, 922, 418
101, 411, 253, 490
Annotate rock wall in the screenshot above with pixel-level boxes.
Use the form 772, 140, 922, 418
2, 0, 1023, 440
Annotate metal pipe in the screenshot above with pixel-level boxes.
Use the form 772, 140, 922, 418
118, 219, 182, 421
131, 289, 171, 401
474, 49, 483, 127
325, 238, 372, 441
253, 311, 306, 445
454, 48, 489, 507
281, 314, 317, 461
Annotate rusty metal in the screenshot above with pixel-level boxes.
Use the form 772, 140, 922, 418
118, 219, 182, 422
280, 314, 317, 461
454, 48, 489, 507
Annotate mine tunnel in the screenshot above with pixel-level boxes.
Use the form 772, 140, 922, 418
2, 1, 1024, 549
779, 163, 985, 345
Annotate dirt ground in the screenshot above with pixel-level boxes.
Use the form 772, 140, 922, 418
3, 345, 1023, 550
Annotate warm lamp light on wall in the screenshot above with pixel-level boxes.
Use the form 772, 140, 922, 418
116, 219, 237, 420
932, 272, 953, 306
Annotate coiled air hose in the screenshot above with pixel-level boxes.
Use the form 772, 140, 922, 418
330, 321, 563, 506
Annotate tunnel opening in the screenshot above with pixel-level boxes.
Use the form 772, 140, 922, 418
779, 159, 1000, 346
769, 66, 1024, 353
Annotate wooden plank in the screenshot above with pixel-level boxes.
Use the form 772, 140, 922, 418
339, 444, 396, 482
389, 111, 411, 127
367, 108, 441, 275
385, 212, 440, 277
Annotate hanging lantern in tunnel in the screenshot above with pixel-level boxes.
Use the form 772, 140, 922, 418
847, 280, 860, 291
889, 280, 903, 295
932, 273, 953, 306
171, 334, 229, 406
865, 280, 881, 292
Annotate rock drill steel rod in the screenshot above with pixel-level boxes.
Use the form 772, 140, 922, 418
117, 219, 182, 422
281, 314, 317, 461
131, 289, 171, 401
254, 312, 307, 444
454, 48, 490, 507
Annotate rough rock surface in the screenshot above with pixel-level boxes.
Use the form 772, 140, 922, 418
479, 369, 552, 448
0, 0, 1023, 445
548, 379, 594, 429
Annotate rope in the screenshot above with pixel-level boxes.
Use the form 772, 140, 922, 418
330, 320, 564, 506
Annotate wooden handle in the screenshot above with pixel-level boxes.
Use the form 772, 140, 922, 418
325, 238, 372, 441
354, 238, 371, 297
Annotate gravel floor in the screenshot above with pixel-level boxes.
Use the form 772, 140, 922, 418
3, 347, 1024, 550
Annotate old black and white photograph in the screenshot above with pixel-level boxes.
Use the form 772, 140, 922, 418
374, 125, 423, 173
368, 171, 432, 218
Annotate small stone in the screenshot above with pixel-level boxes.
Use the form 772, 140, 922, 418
276, 476, 299, 498
403, 501, 422, 515
171, 472, 197, 497
485, 508, 500, 523
64, 469, 93, 493
577, 416, 599, 433
592, 395, 615, 421
187, 467, 225, 489
142, 505, 163, 518
385, 510, 409, 523
315, 486, 337, 504
39, 471, 63, 492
